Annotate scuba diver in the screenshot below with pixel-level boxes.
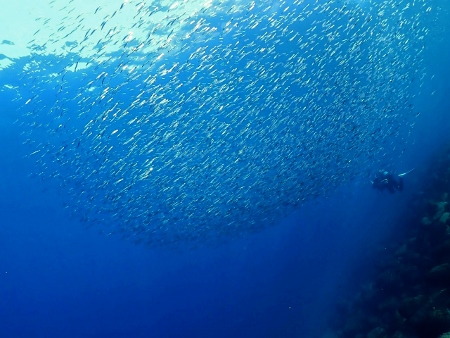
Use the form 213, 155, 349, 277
371, 169, 414, 193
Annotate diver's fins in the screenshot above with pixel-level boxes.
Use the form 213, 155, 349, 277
398, 168, 415, 177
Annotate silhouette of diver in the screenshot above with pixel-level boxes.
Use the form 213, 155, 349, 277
371, 169, 414, 193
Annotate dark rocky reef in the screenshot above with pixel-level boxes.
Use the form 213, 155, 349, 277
326, 144, 450, 338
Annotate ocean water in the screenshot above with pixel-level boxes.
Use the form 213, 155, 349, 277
0, 0, 449, 337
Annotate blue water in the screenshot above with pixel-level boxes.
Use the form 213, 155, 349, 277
1, 1, 450, 337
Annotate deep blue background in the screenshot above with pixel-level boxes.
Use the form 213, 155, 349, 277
1, 103, 448, 338
1, 3, 449, 338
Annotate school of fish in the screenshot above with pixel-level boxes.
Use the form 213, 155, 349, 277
15, 0, 432, 245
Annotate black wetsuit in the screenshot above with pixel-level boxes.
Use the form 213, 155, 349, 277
372, 170, 403, 193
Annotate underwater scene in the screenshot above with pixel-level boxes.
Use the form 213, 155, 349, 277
0, 0, 449, 337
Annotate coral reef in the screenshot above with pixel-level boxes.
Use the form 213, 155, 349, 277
328, 144, 450, 338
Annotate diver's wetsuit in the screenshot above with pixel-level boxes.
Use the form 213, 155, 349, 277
372, 170, 403, 193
